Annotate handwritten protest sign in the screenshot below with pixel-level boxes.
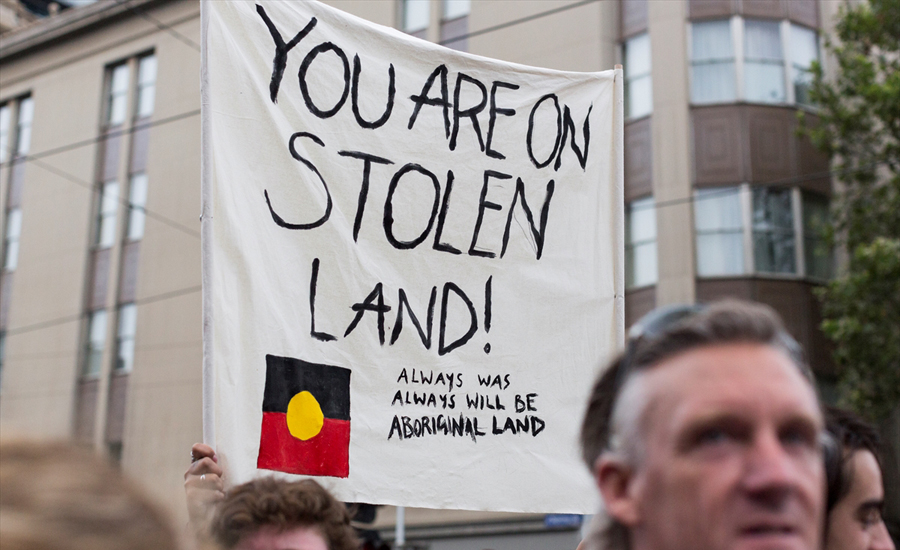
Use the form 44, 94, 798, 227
201, 0, 623, 513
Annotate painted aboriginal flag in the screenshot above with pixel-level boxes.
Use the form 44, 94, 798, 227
257, 355, 351, 478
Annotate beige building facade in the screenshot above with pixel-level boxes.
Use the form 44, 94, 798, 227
2, 0, 895, 547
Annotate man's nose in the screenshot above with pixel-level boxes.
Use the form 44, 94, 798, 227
742, 430, 804, 504
870, 520, 895, 550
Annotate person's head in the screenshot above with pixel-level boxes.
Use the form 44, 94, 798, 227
823, 406, 894, 550
210, 477, 358, 550
581, 300, 826, 550
0, 439, 184, 550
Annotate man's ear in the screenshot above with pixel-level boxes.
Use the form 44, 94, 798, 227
595, 455, 640, 526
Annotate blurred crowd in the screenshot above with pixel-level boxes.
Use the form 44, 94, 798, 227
0, 300, 894, 550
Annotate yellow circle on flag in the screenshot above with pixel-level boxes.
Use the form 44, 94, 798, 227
286, 391, 324, 441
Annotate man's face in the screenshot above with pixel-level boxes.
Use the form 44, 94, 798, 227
235, 526, 328, 550
824, 449, 895, 550
604, 343, 825, 550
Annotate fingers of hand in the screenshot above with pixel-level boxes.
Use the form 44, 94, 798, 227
184, 456, 224, 480
190, 443, 216, 463
185, 471, 224, 493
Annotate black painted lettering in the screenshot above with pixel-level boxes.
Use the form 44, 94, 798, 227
408, 65, 451, 138
343, 282, 392, 345
298, 42, 350, 119
383, 164, 441, 250
338, 150, 393, 242
450, 73, 487, 151
526, 94, 562, 169
500, 177, 555, 260
438, 282, 478, 356
351, 55, 395, 129
468, 170, 512, 258
432, 170, 462, 255
255, 5, 317, 103
264, 132, 332, 230
485, 80, 519, 159
389, 286, 436, 348
554, 104, 592, 171
309, 258, 335, 342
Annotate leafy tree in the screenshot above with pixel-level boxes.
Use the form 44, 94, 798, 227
802, 0, 900, 420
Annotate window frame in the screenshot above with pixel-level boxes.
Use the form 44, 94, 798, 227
694, 184, 832, 279
625, 196, 658, 289
688, 17, 820, 107
623, 32, 653, 120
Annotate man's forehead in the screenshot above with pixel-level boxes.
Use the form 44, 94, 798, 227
638, 342, 822, 430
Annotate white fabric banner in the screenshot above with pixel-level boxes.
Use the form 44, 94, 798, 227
201, 0, 623, 513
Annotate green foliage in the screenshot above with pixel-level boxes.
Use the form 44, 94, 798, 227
802, 0, 900, 420
818, 238, 900, 420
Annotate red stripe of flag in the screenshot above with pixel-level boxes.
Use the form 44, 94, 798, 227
257, 412, 350, 478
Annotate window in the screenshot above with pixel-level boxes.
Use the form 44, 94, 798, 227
84, 309, 108, 377
691, 18, 819, 106
695, 187, 745, 276
3, 208, 22, 271
403, 0, 430, 35
107, 63, 130, 126
752, 187, 795, 273
0, 104, 10, 164
690, 20, 736, 104
802, 192, 831, 279
695, 185, 831, 278
441, 0, 470, 50
135, 55, 157, 119
96, 181, 119, 248
14, 97, 33, 157
790, 24, 818, 106
626, 197, 658, 288
624, 33, 652, 119
115, 303, 137, 372
744, 20, 784, 103
126, 173, 148, 241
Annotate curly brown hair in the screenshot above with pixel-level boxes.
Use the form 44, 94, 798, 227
210, 477, 358, 550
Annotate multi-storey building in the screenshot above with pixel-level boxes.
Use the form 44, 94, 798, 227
1, 0, 895, 548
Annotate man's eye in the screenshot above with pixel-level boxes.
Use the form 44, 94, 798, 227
859, 507, 883, 527
780, 425, 817, 450
697, 428, 730, 445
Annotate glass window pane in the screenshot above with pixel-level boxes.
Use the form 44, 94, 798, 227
691, 62, 736, 104
5, 208, 22, 238
118, 303, 137, 337
0, 104, 10, 163
97, 182, 119, 248
137, 85, 155, 118
116, 304, 137, 372
625, 33, 651, 77
403, 0, 430, 32
626, 197, 657, 288
111, 64, 130, 94
745, 62, 786, 102
745, 20, 782, 61
4, 208, 22, 271
85, 310, 107, 377
744, 20, 785, 103
692, 20, 733, 61
803, 192, 831, 279
627, 75, 653, 119
108, 64, 130, 125
791, 25, 818, 106
752, 187, 795, 273
138, 55, 157, 86
625, 34, 652, 118
15, 97, 34, 155
695, 188, 742, 231
697, 232, 745, 276
443, 0, 470, 20
127, 173, 148, 241
695, 187, 745, 276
